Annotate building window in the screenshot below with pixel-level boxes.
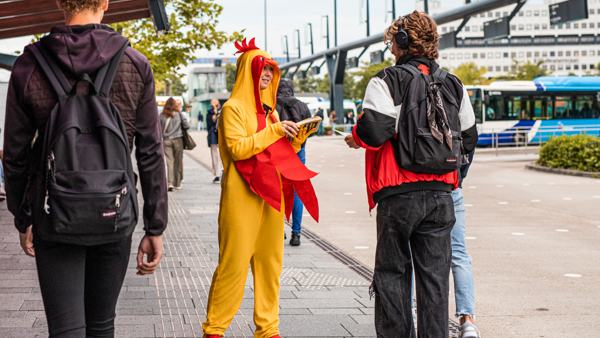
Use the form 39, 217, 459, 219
534, 24, 540, 30
534, 10, 540, 16
511, 66, 517, 71
566, 65, 571, 70
442, 27, 447, 33
550, 24, 555, 29
566, 51, 571, 56
457, 53, 463, 59
542, 51, 548, 57
534, 51, 540, 57
526, 10, 532, 17
503, 11, 508, 17
473, 25, 478, 32
591, 64, 595, 69
495, 66, 501, 71
495, 52, 501, 58
488, 52, 494, 59
511, 52, 517, 58
465, 26, 470, 32
558, 51, 563, 57
488, 11, 493, 17
481, 53, 486, 58
487, 66, 493, 71
519, 24, 524, 30
442, 54, 447, 60
558, 24, 563, 29
558, 64, 564, 70
550, 51, 555, 57
503, 66, 508, 71
495, 11, 501, 17
519, 52, 524, 58
518, 10, 524, 17
582, 64, 587, 70
582, 50, 587, 56
542, 65, 548, 70
591, 51, 596, 56
574, 51, 579, 56
480, 13, 485, 18
550, 65, 555, 70
542, 10, 548, 16
504, 52, 509, 58
542, 24, 548, 30
574, 65, 579, 70
527, 51, 532, 58
473, 53, 478, 59
450, 53, 455, 59
511, 25, 516, 30
526, 24, 532, 30
582, 23, 587, 29
450, 26, 455, 32
574, 23, 579, 29
590, 9, 595, 14
566, 23, 571, 29
465, 53, 470, 59
591, 23, 596, 28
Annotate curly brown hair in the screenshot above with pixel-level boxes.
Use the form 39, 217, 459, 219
56, 0, 105, 13
161, 97, 178, 119
384, 11, 439, 60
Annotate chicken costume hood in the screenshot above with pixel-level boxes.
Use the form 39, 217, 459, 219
230, 38, 319, 222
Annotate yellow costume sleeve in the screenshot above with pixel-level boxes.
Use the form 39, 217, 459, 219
221, 104, 286, 161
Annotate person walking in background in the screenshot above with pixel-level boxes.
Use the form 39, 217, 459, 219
197, 108, 204, 131
330, 110, 337, 126
315, 108, 324, 136
176, 100, 189, 184
206, 98, 221, 184
345, 11, 478, 337
345, 111, 355, 133
3, 0, 168, 336
276, 78, 312, 246
160, 97, 190, 191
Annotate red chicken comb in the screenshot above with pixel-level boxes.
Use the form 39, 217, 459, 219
234, 38, 259, 55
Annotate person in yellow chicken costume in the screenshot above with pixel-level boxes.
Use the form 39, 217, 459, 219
202, 39, 320, 338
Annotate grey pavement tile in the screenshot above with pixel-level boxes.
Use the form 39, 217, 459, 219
0, 288, 33, 294
341, 323, 377, 337
309, 308, 365, 315
114, 324, 156, 337
292, 290, 362, 299
0, 327, 47, 338
0, 311, 27, 318
279, 298, 364, 309
19, 300, 44, 311
0, 316, 36, 328
279, 315, 353, 337
349, 315, 374, 325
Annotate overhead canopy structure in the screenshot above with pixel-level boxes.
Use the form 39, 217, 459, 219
0, 0, 169, 40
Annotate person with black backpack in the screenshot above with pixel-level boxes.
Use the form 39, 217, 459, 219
3, 1, 168, 336
276, 78, 312, 246
345, 11, 478, 338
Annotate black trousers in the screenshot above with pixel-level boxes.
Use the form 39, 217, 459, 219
34, 237, 132, 338
372, 190, 455, 338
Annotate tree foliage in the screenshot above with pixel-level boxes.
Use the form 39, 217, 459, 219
224, 63, 236, 92
503, 59, 551, 80
110, 0, 243, 84
452, 62, 488, 85
316, 74, 357, 100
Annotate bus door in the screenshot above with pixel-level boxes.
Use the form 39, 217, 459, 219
532, 96, 552, 120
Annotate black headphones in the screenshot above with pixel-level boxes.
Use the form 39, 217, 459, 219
395, 23, 409, 50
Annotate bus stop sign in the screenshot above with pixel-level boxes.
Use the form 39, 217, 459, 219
550, 0, 588, 26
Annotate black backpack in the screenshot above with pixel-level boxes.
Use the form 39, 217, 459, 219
395, 64, 462, 175
28, 41, 138, 245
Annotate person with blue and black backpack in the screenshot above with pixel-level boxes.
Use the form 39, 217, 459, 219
3, 0, 168, 336
345, 11, 478, 338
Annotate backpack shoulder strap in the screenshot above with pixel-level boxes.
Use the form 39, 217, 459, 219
397, 64, 420, 78
95, 41, 130, 97
28, 43, 72, 98
433, 67, 448, 83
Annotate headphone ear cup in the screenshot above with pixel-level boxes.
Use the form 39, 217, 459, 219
395, 29, 409, 50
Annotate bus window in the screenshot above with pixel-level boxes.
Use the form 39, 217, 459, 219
507, 96, 530, 120
467, 89, 483, 123
576, 96, 596, 119
486, 95, 508, 120
532, 97, 551, 120
555, 97, 572, 119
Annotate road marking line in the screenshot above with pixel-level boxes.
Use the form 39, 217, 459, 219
345, 211, 356, 214
339, 164, 345, 167
531, 199, 541, 202
512, 233, 525, 235
548, 182, 555, 185
523, 183, 530, 186
564, 274, 581, 278
464, 204, 473, 207
499, 202, 508, 204
468, 186, 477, 189
556, 229, 569, 232
316, 165, 322, 167
496, 185, 504, 187
465, 237, 476, 240
354, 246, 369, 249
563, 197, 572, 200
593, 196, 600, 198
344, 193, 352, 195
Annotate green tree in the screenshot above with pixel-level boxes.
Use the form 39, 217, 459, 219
452, 62, 488, 85
225, 63, 236, 92
110, 0, 243, 84
504, 59, 551, 80
293, 72, 320, 93
316, 74, 357, 100
352, 58, 394, 101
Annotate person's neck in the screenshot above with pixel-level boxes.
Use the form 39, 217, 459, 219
65, 11, 103, 26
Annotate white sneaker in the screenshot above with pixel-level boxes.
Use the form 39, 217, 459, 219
458, 322, 480, 338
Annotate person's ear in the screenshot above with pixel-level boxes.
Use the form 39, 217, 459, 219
101, 0, 109, 12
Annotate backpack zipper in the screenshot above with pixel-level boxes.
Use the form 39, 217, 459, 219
115, 194, 121, 232
44, 151, 55, 214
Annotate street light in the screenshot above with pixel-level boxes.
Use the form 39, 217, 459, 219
295, 29, 301, 59
321, 15, 330, 49
305, 23, 314, 55
281, 35, 290, 62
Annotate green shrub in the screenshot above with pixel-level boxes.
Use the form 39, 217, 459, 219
537, 134, 600, 172
323, 126, 332, 132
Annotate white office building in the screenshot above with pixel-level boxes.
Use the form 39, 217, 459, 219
418, 0, 600, 76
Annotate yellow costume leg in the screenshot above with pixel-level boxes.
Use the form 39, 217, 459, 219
250, 202, 284, 338
202, 194, 263, 336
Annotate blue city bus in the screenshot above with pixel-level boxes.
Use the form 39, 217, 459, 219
465, 76, 600, 146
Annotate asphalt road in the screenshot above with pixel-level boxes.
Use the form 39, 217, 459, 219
300, 135, 600, 338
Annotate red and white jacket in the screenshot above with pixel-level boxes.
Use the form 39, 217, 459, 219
352, 55, 478, 210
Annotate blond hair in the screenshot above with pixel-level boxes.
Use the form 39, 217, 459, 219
384, 11, 439, 60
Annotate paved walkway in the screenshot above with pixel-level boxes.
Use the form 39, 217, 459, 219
0, 152, 377, 338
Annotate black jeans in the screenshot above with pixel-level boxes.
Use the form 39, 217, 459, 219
372, 190, 455, 338
34, 237, 132, 338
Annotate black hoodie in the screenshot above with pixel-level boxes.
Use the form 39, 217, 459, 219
4, 24, 168, 236
276, 79, 311, 148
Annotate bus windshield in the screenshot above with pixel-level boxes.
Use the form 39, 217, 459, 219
467, 88, 482, 123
